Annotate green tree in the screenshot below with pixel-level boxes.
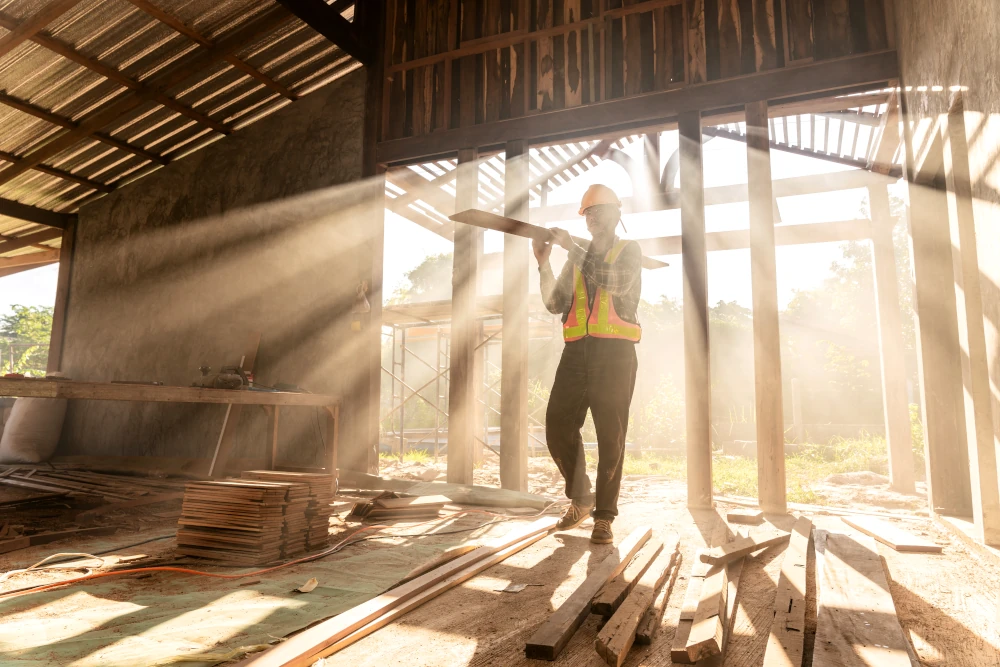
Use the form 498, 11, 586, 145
389, 252, 453, 303
0, 305, 53, 376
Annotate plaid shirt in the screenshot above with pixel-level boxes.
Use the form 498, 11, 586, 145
539, 236, 642, 326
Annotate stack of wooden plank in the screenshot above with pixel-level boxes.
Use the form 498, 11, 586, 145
176, 480, 288, 565
349, 492, 450, 521
242, 470, 334, 550
280, 482, 310, 557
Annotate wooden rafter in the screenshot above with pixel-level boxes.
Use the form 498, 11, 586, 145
0, 148, 112, 193
0, 227, 63, 253
0, 12, 230, 137
0, 6, 293, 190
0, 248, 60, 268
276, 0, 374, 65
0, 231, 50, 250
0, 258, 58, 279
0, 0, 82, 60
125, 0, 299, 102
0, 198, 71, 228
0, 93, 167, 165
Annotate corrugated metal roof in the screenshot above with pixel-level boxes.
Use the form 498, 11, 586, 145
0, 0, 361, 263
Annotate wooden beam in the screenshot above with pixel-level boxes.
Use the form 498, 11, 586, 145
377, 50, 899, 163
525, 525, 653, 661
125, 0, 298, 101
596, 542, 679, 667
868, 91, 900, 174
747, 100, 786, 514
680, 111, 712, 509
868, 182, 916, 493
763, 516, 811, 667
0, 91, 167, 165
0, 248, 59, 269
0, 147, 113, 193
0, 228, 63, 254
0, 259, 58, 279
686, 560, 728, 661
634, 543, 683, 644
275, 0, 373, 65
500, 139, 530, 492
0, 6, 293, 190
699, 529, 791, 566
943, 92, 1000, 544
592, 537, 664, 617
900, 96, 973, 516
813, 530, 912, 666
447, 148, 479, 485
0, 199, 70, 229
0, 0, 82, 60
239, 517, 557, 667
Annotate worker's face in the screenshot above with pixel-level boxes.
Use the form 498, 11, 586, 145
584, 204, 619, 238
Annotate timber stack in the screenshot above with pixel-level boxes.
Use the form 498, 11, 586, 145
242, 470, 334, 550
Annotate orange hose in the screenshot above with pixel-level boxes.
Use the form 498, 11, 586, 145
0, 508, 529, 600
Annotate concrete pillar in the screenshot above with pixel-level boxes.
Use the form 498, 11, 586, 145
746, 100, 787, 514
500, 138, 530, 492
448, 148, 480, 485
680, 110, 712, 509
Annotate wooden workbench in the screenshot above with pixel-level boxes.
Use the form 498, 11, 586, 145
0, 378, 341, 484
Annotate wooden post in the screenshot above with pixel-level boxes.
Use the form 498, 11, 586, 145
790, 378, 804, 443
46, 217, 76, 374
868, 182, 916, 494
943, 93, 1000, 544
360, 0, 386, 475
500, 138, 530, 492
448, 147, 480, 485
679, 110, 712, 509
900, 95, 973, 516
746, 100, 786, 514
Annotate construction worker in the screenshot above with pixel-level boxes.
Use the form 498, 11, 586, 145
533, 184, 641, 544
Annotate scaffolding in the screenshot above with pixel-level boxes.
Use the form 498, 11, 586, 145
380, 294, 561, 462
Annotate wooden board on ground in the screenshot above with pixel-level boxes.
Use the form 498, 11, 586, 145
685, 561, 729, 662
74, 492, 185, 525
727, 509, 764, 525
592, 537, 664, 617
700, 530, 791, 566
238, 517, 557, 667
763, 516, 812, 666
841, 516, 943, 553
672, 519, 731, 664
813, 529, 912, 666
596, 538, 680, 666
0, 526, 118, 554
634, 547, 682, 644
524, 525, 653, 661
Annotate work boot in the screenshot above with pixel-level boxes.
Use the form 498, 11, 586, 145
556, 502, 593, 531
591, 519, 614, 544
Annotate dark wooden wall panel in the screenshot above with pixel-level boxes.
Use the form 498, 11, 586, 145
379, 0, 891, 143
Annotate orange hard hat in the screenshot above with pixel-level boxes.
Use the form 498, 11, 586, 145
578, 184, 621, 216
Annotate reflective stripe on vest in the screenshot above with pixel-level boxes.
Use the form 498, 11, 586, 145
562, 239, 642, 343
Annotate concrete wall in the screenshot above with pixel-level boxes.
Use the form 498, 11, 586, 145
60, 69, 380, 471
895, 1, 1000, 511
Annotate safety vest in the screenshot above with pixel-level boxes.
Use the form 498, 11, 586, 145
563, 240, 642, 343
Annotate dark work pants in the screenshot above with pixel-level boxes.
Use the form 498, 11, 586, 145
545, 337, 638, 521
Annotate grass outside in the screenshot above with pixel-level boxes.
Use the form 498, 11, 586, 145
612, 433, 913, 505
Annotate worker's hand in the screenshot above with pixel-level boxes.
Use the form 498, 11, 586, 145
532, 238, 552, 265
549, 228, 573, 250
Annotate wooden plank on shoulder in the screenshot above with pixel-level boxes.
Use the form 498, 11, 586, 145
841, 516, 943, 553
813, 529, 912, 667
596, 541, 679, 666
763, 515, 812, 666
524, 525, 652, 661
592, 537, 664, 617
239, 517, 556, 667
